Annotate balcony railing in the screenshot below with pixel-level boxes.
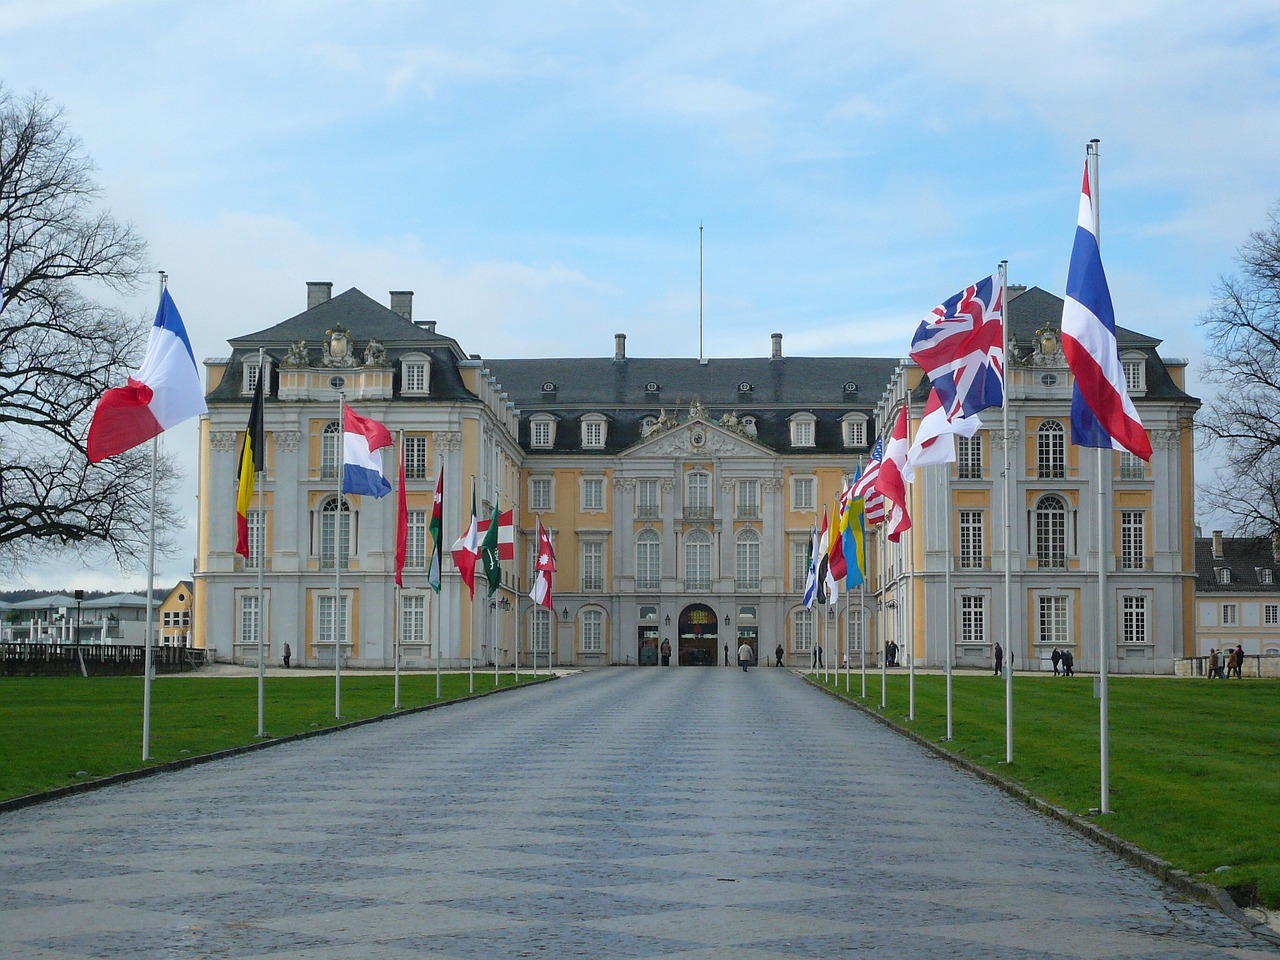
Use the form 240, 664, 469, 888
685, 578, 712, 591
582, 576, 604, 591
736, 506, 760, 520
735, 578, 761, 591
636, 577, 661, 591
636, 506, 661, 520
683, 506, 714, 521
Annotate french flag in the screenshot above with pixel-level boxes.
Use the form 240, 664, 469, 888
87, 289, 207, 462
342, 406, 392, 498
1060, 161, 1152, 460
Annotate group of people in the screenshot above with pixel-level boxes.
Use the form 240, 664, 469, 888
1050, 647, 1074, 676
1207, 644, 1245, 680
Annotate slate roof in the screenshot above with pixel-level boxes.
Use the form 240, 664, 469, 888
1195, 536, 1280, 593
208, 288, 478, 404
484, 355, 901, 456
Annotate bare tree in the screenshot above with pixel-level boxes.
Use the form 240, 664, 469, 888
1199, 203, 1280, 534
0, 86, 183, 575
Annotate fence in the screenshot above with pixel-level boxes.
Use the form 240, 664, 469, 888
0, 643, 206, 677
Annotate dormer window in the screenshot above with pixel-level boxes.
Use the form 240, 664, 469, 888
1261, 568, 1275, 585
530, 415, 557, 449
243, 357, 271, 396
401, 354, 430, 395
841, 413, 868, 448
1216, 568, 1231, 585
581, 414, 607, 449
741, 416, 757, 438
1121, 352, 1146, 396
790, 413, 816, 448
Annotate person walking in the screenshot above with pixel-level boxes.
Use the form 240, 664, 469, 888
1208, 648, 1220, 680
724, 643, 729, 667
660, 638, 672, 667
1051, 648, 1061, 676
775, 642, 785, 667
1232, 644, 1245, 679
283, 642, 291, 669
738, 640, 753, 672
993, 642, 1004, 676
1062, 648, 1074, 676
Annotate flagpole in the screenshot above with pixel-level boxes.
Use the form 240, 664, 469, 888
335, 391, 344, 719
1089, 139, 1112, 814
469, 478, 476, 695
394, 431, 403, 710
880, 522, 887, 709
256, 346, 267, 737
999, 259, 1013, 764
844, 589, 850, 692
905, 392, 916, 722
142, 434, 158, 761
435, 451, 443, 700
859, 581, 866, 698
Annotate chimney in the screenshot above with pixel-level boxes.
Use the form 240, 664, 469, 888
389, 290, 414, 320
770, 332, 783, 361
414, 319, 438, 335
306, 281, 332, 310
1212, 530, 1224, 560
614, 333, 627, 362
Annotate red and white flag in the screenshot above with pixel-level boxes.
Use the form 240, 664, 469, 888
875, 405, 912, 543
529, 519, 557, 610
476, 509, 515, 561
903, 387, 981, 483
394, 435, 408, 587
451, 482, 481, 600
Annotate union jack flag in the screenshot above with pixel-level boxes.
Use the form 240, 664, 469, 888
851, 438, 886, 524
910, 275, 1005, 421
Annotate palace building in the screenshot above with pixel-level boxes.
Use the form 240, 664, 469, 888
194, 281, 1199, 673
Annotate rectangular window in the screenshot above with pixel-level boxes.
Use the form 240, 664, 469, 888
405, 509, 427, 569
581, 609, 604, 653
735, 537, 760, 590
637, 479, 661, 519
1123, 595, 1149, 642
531, 420, 553, 448
844, 419, 866, 447
636, 538, 661, 590
1222, 603, 1238, 627
1123, 359, 1144, 392
318, 594, 349, 646
1266, 604, 1279, 626
793, 477, 815, 512
529, 477, 552, 512
793, 420, 814, 447
530, 609, 551, 652
403, 436, 428, 480
1121, 511, 1145, 570
792, 610, 813, 652
793, 540, 811, 592
1119, 450, 1145, 480
847, 611, 864, 653
957, 434, 983, 479
582, 420, 604, 448
404, 361, 428, 393
958, 511, 984, 569
244, 509, 265, 569
239, 594, 260, 645
582, 541, 604, 591
582, 477, 604, 511
401, 594, 426, 644
736, 479, 759, 519
686, 472, 711, 511
321, 427, 341, 480
1039, 595, 1068, 645
961, 595, 986, 644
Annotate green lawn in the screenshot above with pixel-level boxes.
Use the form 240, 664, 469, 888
813, 670, 1280, 907
0, 672, 539, 803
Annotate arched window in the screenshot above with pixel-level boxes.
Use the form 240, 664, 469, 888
580, 608, 605, 653
320, 496, 352, 570
736, 529, 760, 590
1035, 495, 1067, 569
685, 529, 712, 590
1037, 420, 1065, 479
529, 607, 551, 654
792, 608, 813, 653
636, 530, 661, 591
321, 420, 342, 480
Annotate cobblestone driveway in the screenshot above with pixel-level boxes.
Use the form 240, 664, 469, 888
2, 667, 1277, 958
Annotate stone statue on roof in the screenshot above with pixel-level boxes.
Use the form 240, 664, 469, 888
687, 399, 709, 423
362, 338, 389, 366
282, 339, 310, 367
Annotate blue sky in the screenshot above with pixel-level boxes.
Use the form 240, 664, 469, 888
5, 0, 1279, 590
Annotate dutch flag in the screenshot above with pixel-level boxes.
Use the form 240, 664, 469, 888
342, 406, 392, 498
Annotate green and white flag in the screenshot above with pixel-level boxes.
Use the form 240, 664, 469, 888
481, 500, 502, 597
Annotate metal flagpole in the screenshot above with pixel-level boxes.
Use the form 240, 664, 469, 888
859, 581, 867, 698
1089, 139, 1111, 814
1000, 259, 1014, 763
844, 589, 850, 692
944, 457, 954, 740
394, 431, 403, 710
256, 347, 267, 737
469, 479, 475, 695
880, 522, 887, 710
335, 391, 344, 719
905, 391, 916, 722
142, 435, 158, 761
435, 451, 443, 700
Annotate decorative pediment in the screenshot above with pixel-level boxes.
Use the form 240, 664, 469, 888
625, 418, 772, 459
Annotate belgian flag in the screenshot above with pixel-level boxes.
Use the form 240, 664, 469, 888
234, 367, 265, 558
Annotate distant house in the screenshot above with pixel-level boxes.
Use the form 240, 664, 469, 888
1195, 531, 1280, 656
1, 591, 168, 645
158, 581, 195, 648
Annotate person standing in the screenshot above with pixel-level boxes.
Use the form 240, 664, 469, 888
1051, 648, 1061, 676
1208, 648, 1220, 680
775, 642, 785, 668
660, 638, 672, 667
283, 642, 291, 669
1062, 648, 1074, 676
993, 642, 1004, 676
738, 640, 753, 672
1232, 644, 1245, 679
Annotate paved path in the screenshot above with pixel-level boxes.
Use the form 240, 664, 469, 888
3, 667, 1276, 958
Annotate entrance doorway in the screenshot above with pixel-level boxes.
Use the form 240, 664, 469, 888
677, 603, 719, 666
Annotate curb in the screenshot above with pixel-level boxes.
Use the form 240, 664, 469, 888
804, 675, 1280, 948
0, 674, 557, 816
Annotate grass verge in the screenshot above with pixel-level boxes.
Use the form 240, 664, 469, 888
813, 670, 1280, 909
1, 672, 539, 803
